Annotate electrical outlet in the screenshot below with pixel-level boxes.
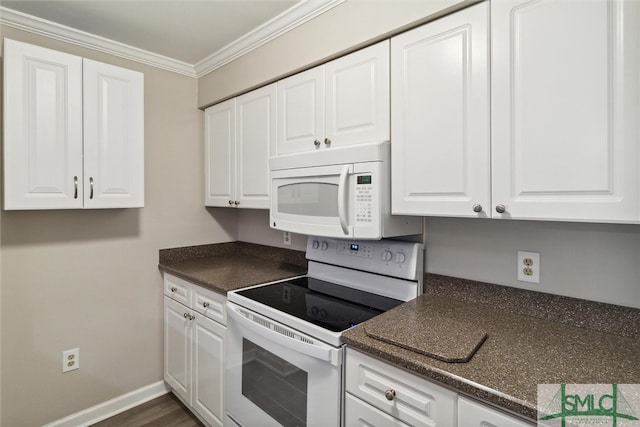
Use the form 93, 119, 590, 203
63, 348, 79, 373
283, 231, 291, 246
517, 251, 540, 284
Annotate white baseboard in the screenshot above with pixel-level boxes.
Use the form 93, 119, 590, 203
43, 381, 170, 427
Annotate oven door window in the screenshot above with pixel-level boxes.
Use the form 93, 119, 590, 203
242, 338, 307, 427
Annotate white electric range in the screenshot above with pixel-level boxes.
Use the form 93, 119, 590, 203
225, 236, 423, 427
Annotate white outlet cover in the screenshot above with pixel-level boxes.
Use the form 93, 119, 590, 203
517, 251, 540, 284
62, 348, 80, 373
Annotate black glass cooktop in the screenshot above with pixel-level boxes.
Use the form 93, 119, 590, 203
236, 277, 404, 333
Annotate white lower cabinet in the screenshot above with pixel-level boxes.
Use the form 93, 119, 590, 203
345, 349, 457, 426
458, 396, 534, 427
163, 274, 226, 427
345, 349, 534, 427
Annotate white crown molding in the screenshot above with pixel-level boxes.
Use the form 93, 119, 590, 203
0, 6, 196, 77
0, 0, 344, 79
193, 0, 345, 78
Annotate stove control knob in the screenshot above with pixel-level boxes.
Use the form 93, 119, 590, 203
395, 253, 406, 264
382, 250, 393, 262
312, 240, 320, 250
320, 241, 329, 251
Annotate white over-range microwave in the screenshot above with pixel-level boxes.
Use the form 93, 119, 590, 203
269, 141, 422, 239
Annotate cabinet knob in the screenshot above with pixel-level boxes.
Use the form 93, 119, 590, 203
183, 312, 189, 319
190, 314, 195, 321
228, 200, 233, 205
170, 287, 177, 293
472, 204, 483, 213
495, 204, 506, 214
313, 139, 321, 147
203, 302, 210, 308
234, 200, 240, 206
385, 389, 396, 401
324, 138, 331, 146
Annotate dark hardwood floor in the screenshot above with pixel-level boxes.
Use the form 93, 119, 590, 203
91, 392, 204, 427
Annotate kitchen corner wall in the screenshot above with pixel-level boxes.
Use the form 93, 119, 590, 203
198, 1, 640, 310
0, 26, 237, 426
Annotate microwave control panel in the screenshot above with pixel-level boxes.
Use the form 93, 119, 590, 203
355, 174, 373, 224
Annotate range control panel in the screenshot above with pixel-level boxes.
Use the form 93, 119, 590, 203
337, 241, 373, 258
307, 236, 424, 281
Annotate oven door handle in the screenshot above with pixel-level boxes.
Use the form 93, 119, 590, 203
337, 164, 350, 236
227, 303, 342, 367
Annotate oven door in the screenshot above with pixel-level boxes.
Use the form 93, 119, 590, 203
226, 302, 343, 427
270, 163, 355, 238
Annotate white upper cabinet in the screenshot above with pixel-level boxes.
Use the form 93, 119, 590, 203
205, 99, 236, 207
276, 67, 325, 155
4, 39, 84, 209
391, 2, 490, 218
277, 40, 389, 155
235, 85, 276, 208
3, 39, 144, 210
204, 84, 275, 209
392, 0, 639, 223
83, 59, 145, 208
491, 0, 640, 222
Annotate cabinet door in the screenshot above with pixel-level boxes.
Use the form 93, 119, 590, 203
391, 3, 490, 217
83, 59, 144, 208
192, 314, 226, 427
458, 397, 533, 427
3, 38, 83, 210
235, 84, 276, 208
325, 40, 390, 148
276, 67, 324, 155
164, 297, 192, 405
205, 99, 236, 207
491, 0, 640, 222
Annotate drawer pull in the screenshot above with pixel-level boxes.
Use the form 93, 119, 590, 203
170, 287, 177, 293
385, 389, 396, 401
202, 302, 210, 308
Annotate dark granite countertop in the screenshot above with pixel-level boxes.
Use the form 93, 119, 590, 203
158, 241, 307, 294
342, 274, 640, 421
158, 244, 640, 421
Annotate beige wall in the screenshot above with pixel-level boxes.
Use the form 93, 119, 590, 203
198, 0, 476, 107
0, 26, 237, 426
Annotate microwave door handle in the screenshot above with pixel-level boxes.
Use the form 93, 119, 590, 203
338, 165, 350, 235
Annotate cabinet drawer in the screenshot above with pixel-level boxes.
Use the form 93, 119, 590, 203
458, 396, 534, 427
346, 349, 457, 427
193, 285, 226, 325
345, 393, 410, 427
164, 274, 192, 306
